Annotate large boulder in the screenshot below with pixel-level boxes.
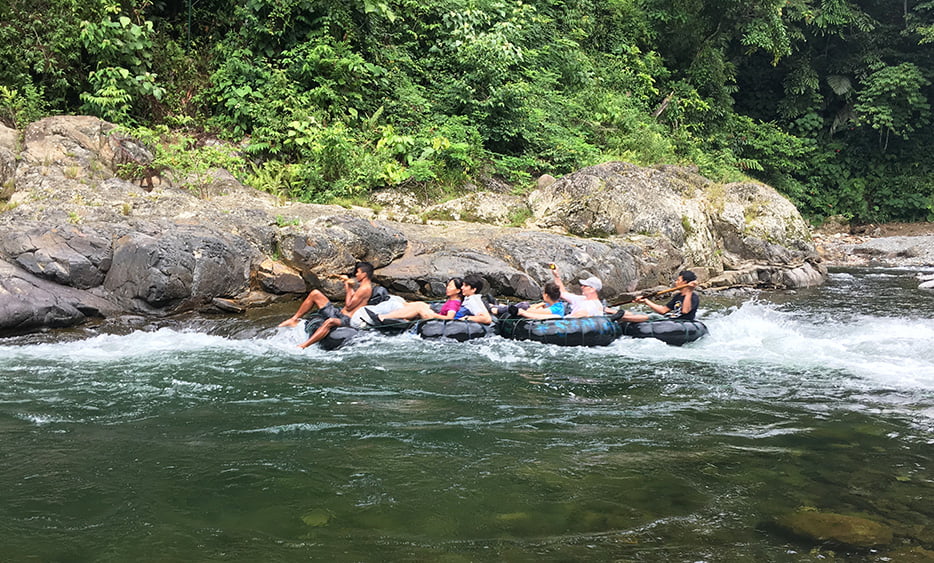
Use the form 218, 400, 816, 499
0, 225, 114, 289
487, 230, 646, 297
0, 123, 17, 151
774, 511, 894, 550
376, 248, 536, 299
377, 223, 658, 303
19, 115, 118, 179
528, 162, 823, 286
254, 259, 307, 294
529, 163, 711, 246
103, 225, 256, 311
0, 259, 119, 334
423, 192, 530, 226
278, 215, 408, 297
840, 235, 934, 267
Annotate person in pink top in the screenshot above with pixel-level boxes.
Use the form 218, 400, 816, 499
367, 277, 465, 324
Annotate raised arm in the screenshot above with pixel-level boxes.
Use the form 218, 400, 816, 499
551, 268, 571, 299
343, 278, 372, 312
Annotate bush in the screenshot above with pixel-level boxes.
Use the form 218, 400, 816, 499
0, 85, 47, 129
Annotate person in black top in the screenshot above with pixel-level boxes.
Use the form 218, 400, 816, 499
634, 270, 700, 321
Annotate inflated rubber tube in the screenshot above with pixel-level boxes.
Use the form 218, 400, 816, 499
617, 319, 708, 346
416, 319, 494, 342
497, 316, 623, 347
319, 326, 358, 351
304, 315, 358, 351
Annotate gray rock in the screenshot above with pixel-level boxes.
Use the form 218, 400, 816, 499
0, 259, 119, 333
844, 235, 934, 266
20, 115, 117, 177
376, 248, 535, 299
0, 225, 113, 289
529, 162, 708, 240
0, 146, 16, 200
707, 261, 825, 289
487, 230, 644, 296
536, 174, 556, 190
423, 192, 530, 226
255, 259, 307, 294
528, 162, 821, 283
103, 225, 255, 310
278, 214, 407, 298
0, 123, 18, 152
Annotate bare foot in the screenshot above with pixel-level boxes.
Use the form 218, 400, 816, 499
279, 318, 301, 328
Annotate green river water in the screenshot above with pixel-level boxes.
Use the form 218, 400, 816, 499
1, 268, 932, 561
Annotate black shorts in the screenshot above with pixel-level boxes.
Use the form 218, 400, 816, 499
319, 303, 351, 327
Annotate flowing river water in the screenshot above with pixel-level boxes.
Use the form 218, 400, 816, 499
1, 267, 932, 561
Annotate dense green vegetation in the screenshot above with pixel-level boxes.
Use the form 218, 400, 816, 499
2, 0, 933, 222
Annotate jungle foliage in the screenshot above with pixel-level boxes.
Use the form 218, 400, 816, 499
2, 0, 933, 222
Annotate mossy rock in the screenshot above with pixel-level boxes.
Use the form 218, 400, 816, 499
774, 511, 894, 549
301, 509, 332, 527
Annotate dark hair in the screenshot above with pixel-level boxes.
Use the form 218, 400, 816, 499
447, 277, 464, 292
543, 282, 561, 302
354, 261, 374, 279
679, 269, 697, 283
463, 274, 485, 292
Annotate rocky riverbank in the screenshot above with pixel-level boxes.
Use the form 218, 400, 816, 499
1, 116, 832, 336
813, 222, 934, 268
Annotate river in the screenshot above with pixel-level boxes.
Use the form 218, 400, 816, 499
1, 267, 932, 561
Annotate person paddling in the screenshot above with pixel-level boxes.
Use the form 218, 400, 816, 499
634, 270, 700, 320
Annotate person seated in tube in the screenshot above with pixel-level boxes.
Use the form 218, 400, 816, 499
516, 282, 567, 320
278, 261, 374, 349
608, 269, 700, 322
550, 266, 606, 318
368, 277, 465, 324
457, 274, 493, 324
635, 270, 700, 321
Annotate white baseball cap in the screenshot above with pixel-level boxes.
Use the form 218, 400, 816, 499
579, 276, 603, 291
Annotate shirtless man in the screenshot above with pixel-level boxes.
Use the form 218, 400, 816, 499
279, 261, 375, 349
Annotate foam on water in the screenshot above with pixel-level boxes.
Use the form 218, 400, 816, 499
655, 300, 934, 390
2, 299, 933, 395
0, 325, 318, 365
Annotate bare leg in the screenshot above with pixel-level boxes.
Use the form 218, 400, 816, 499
380, 301, 433, 321
610, 310, 649, 322
298, 317, 342, 349
279, 289, 330, 327
519, 309, 560, 320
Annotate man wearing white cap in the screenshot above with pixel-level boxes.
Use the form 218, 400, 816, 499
550, 267, 607, 318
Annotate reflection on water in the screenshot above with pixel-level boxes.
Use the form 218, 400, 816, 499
0, 267, 932, 560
